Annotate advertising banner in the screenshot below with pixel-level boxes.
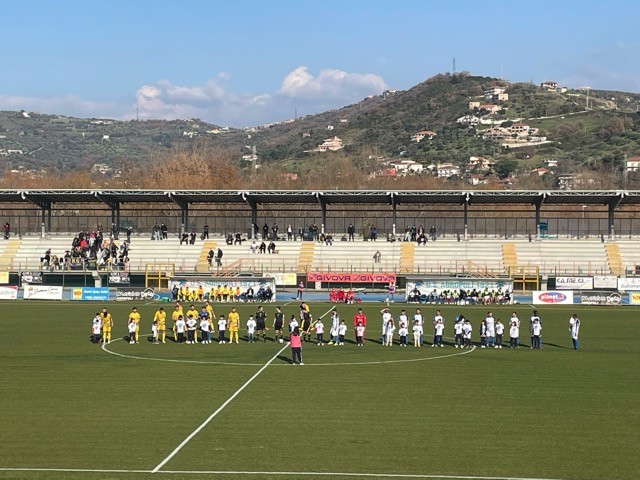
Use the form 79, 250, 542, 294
116, 287, 156, 301
593, 275, 618, 289
264, 272, 297, 286
555, 277, 593, 290
0, 286, 18, 299
23, 285, 63, 300
0, 272, 9, 284
108, 272, 130, 285
72, 287, 110, 301
532, 290, 574, 305
21, 272, 42, 284
617, 277, 640, 291
406, 278, 514, 300
577, 291, 622, 305
307, 272, 397, 284
628, 292, 640, 305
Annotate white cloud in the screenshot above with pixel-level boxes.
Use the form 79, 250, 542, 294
0, 66, 388, 126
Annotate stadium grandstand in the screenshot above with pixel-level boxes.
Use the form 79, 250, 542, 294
1, 189, 640, 279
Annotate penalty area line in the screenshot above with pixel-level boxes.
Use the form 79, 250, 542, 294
151, 341, 291, 473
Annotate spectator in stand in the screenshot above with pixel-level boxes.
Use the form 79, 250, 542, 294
207, 248, 214, 266
152, 223, 160, 241
271, 223, 279, 240
373, 250, 381, 263
287, 224, 293, 241
252, 222, 259, 239
111, 222, 119, 240
216, 248, 223, 267
347, 223, 355, 241
250, 241, 258, 254
417, 232, 427, 245
262, 223, 269, 240
267, 241, 276, 254
126, 226, 132, 243
369, 225, 377, 241
180, 232, 189, 245
429, 225, 437, 241
189, 232, 196, 245
161, 223, 168, 240
324, 234, 333, 246
202, 224, 209, 240
3, 222, 10, 239
234, 232, 242, 245
259, 241, 266, 254
298, 226, 304, 241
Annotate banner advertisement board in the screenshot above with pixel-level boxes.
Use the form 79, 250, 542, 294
116, 287, 155, 301
577, 291, 622, 305
406, 278, 514, 301
264, 272, 297, 286
628, 292, 640, 305
555, 277, 593, 290
24, 285, 63, 300
21, 272, 42, 284
617, 277, 640, 291
108, 272, 130, 285
0, 272, 9, 284
0, 286, 18, 299
72, 287, 110, 301
593, 275, 618, 289
169, 278, 276, 302
532, 291, 574, 305
307, 272, 397, 284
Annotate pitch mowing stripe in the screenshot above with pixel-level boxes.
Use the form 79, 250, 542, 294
0, 467, 575, 480
151, 341, 291, 473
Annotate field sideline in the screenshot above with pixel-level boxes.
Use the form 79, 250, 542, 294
0, 301, 637, 480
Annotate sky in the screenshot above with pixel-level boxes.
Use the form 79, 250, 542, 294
1, 0, 639, 127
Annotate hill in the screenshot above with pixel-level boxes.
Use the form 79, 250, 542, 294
1, 73, 639, 188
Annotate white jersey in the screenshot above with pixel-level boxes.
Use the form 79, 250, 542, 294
397, 314, 408, 327
200, 319, 211, 332
454, 321, 463, 335
186, 318, 197, 331
530, 315, 541, 330
331, 314, 340, 334
315, 322, 324, 334
495, 322, 504, 335
398, 326, 408, 336
509, 325, 519, 338
381, 312, 392, 327
175, 319, 186, 333
385, 322, 395, 335
510, 316, 520, 328
289, 319, 299, 332
532, 323, 542, 336
246, 319, 256, 334
485, 317, 495, 336
462, 323, 472, 339
338, 324, 347, 335
569, 317, 580, 339
434, 323, 444, 336
433, 314, 444, 325
412, 325, 423, 336
414, 313, 424, 326
127, 321, 137, 334
217, 318, 227, 331
92, 318, 102, 335
356, 325, 366, 337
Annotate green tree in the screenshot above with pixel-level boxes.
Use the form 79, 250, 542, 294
493, 159, 518, 179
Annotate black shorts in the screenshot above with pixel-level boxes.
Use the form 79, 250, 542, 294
274, 322, 283, 330
256, 321, 266, 331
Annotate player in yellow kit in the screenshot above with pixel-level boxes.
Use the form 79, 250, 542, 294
172, 304, 182, 341
100, 307, 113, 344
227, 307, 240, 344
204, 300, 215, 322
153, 307, 167, 343
128, 306, 141, 343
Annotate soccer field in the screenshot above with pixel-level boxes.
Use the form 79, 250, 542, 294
0, 301, 637, 480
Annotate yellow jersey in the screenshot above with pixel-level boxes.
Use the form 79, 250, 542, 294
101, 312, 113, 329
228, 311, 240, 331
186, 308, 199, 319
154, 310, 167, 329
129, 311, 141, 329
205, 304, 214, 320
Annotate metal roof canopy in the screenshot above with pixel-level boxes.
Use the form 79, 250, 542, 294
0, 189, 637, 209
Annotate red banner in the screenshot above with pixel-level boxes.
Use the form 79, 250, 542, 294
307, 272, 396, 284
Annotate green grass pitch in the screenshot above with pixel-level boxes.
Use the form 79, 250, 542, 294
0, 300, 637, 480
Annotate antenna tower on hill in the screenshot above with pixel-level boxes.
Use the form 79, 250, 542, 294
452, 57, 456, 76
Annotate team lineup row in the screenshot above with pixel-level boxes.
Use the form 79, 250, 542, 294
90, 302, 582, 350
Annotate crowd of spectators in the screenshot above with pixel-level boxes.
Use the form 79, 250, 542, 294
407, 287, 512, 305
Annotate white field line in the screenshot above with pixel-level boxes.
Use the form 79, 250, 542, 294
151, 342, 291, 473
0, 467, 577, 480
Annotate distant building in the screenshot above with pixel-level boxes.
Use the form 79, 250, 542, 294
182, 131, 198, 138
436, 162, 460, 178
468, 101, 481, 110
389, 160, 424, 174
457, 115, 481, 126
626, 157, 640, 172
316, 136, 344, 152
541, 81, 558, 90
411, 130, 437, 143
478, 104, 501, 114
497, 92, 509, 101
90, 163, 113, 175
467, 156, 494, 171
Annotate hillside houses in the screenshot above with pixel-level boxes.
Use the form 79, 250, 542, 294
457, 114, 481, 126
411, 130, 437, 142
389, 159, 424, 174
315, 136, 344, 152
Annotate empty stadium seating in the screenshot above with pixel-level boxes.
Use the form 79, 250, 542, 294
1, 234, 636, 276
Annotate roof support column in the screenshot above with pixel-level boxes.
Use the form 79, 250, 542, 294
242, 193, 258, 239
463, 195, 469, 240
181, 204, 189, 236
390, 192, 396, 237
608, 195, 622, 239
40, 204, 52, 237
534, 193, 546, 240
317, 193, 327, 235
